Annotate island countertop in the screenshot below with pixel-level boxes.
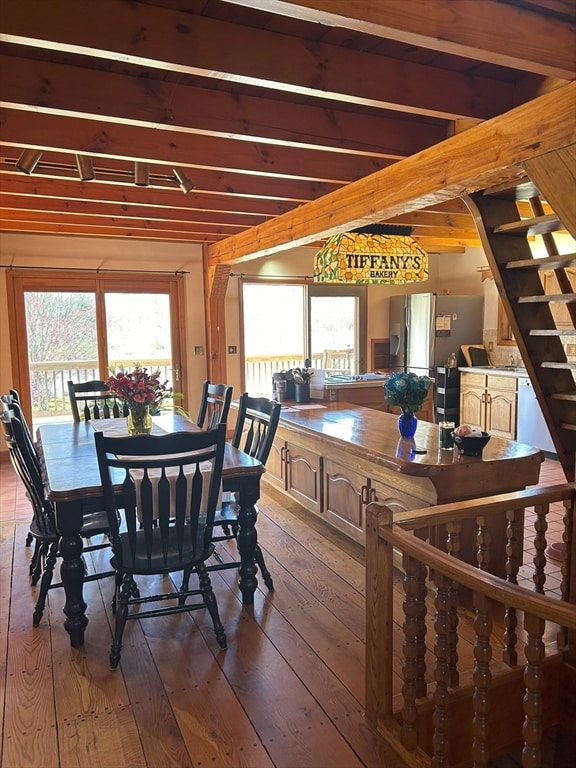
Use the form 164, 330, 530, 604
276, 400, 543, 496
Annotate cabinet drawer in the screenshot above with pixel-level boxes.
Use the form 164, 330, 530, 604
460, 372, 486, 389
487, 375, 517, 391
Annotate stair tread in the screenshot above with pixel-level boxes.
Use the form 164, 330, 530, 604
517, 294, 576, 304
529, 329, 575, 336
505, 254, 576, 270
540, 361, 576, 370
482, 179, 539, 199
551, 393, 576, 401
493, 213, 562, 236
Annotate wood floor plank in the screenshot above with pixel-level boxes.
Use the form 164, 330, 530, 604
145, 609, 275, 768
193, 602, 367, 768
58, 706, 148, 768
3, 626, 59, 768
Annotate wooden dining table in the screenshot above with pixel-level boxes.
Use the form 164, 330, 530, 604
36, 412, 265, 647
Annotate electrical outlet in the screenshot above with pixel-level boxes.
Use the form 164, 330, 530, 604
228, 345, 237, 354
567, 343, 576, 357
488, 341, 494, 352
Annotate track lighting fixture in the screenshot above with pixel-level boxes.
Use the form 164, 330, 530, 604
173, 167, 195, 194
16, 149, 43, 174
134, 162, 150, 187
76, 154, 95, 181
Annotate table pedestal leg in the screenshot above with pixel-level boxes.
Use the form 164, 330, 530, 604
58, 531, 88, 647
235, 477, 261, 604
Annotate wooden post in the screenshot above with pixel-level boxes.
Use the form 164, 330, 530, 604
365, 501, 394, 727
203, 248, 230, 385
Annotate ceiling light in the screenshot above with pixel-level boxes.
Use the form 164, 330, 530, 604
16, 149, 43, 174
134, 162, 150, 187
173, 167, 195, 194
314, 225, 429, 285
76, 154, 95, 181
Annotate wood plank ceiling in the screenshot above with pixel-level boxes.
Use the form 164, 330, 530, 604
0, 0, 574, 258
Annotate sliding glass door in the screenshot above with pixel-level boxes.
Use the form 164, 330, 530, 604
7, 271, 184, 425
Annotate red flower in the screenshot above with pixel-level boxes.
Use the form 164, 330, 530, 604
107, 364, 173, 412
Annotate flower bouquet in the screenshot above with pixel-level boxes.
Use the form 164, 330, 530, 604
107, 364, 175, 434
383, 371, 432, 438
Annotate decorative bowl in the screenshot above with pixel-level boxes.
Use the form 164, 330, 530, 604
453, 431, 491, 457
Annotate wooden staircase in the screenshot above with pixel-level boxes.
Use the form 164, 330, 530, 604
464, 146, 576, 483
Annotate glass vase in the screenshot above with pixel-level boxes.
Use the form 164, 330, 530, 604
398, 411, 417, 439
127, 404, 153, 435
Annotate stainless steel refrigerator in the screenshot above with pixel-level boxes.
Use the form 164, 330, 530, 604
389, 293, 484, 376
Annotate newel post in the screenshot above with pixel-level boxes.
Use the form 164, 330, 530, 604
365, 501, 394, 726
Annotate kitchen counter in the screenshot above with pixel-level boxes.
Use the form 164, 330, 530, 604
320, 372, 434, 420
461, 365, 528, 378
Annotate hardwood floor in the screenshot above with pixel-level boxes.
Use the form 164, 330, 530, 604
0, 457, 566, 768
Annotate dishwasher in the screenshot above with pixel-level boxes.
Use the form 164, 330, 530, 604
516, 377, 556, 454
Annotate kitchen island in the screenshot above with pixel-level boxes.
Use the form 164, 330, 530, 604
264, 401, 543, 576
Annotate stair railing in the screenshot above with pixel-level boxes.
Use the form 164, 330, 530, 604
365, 483, 576, 768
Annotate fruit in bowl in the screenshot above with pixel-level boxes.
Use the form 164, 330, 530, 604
453, 424, 491, 457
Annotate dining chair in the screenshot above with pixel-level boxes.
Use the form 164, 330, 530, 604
2, 393, 38, 548
67, 379, 128, 422
208, 393, 281, 591
196, 380, 233, 430
94, 424, 228, 670
1, 409, 115, 626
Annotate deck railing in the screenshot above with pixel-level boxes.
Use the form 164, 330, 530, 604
27, 352, 352, 416
365, 483, 576, 767
28, 359, 172, 417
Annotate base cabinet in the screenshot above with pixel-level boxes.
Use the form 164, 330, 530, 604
266, 425, 432, 544
323, 459, 367, 542
460, 372, 517, 439
266, 437, 323, 516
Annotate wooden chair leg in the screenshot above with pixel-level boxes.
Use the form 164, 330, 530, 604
198, 565, 227, 650
33, 542, 58, 626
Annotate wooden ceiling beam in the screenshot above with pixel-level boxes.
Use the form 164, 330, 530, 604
0, 220, 225, 241
0, 0, 519, 121
0, 55, 447, 160
0, 175, 301, 217
206, 83, 576, 265
0, 194, 269, 228
0, 161, 335, 205
234, 0, 576, 78
0, 109, 393, 183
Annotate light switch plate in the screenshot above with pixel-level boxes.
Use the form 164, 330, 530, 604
194, 346, 204, 355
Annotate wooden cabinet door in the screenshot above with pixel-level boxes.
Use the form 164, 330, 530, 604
264, 438, 286, 490
323, 458, 367, 543
486, 388, 517, 438
460, 386, 485, 429
285, 441, 322, 515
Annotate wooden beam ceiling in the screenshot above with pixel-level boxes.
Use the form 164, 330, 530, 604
0, 0, 573, 254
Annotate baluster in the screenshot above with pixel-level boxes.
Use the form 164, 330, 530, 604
475, 515, 490, 571
522, 612, 545, 768
103, 398, 111, 418
558, 497, 573, 649
503, 507, 522, 666
445, 521, 460, 687
93, 399, 100, 419
83, 402, 90, 421
414, 529, 429, 698
532, 504, 548, 594
401, 553, 427, 749
432, 572, 451, 768
472, 592, 493, 768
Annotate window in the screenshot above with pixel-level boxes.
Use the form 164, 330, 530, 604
241, 279, 365, 395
